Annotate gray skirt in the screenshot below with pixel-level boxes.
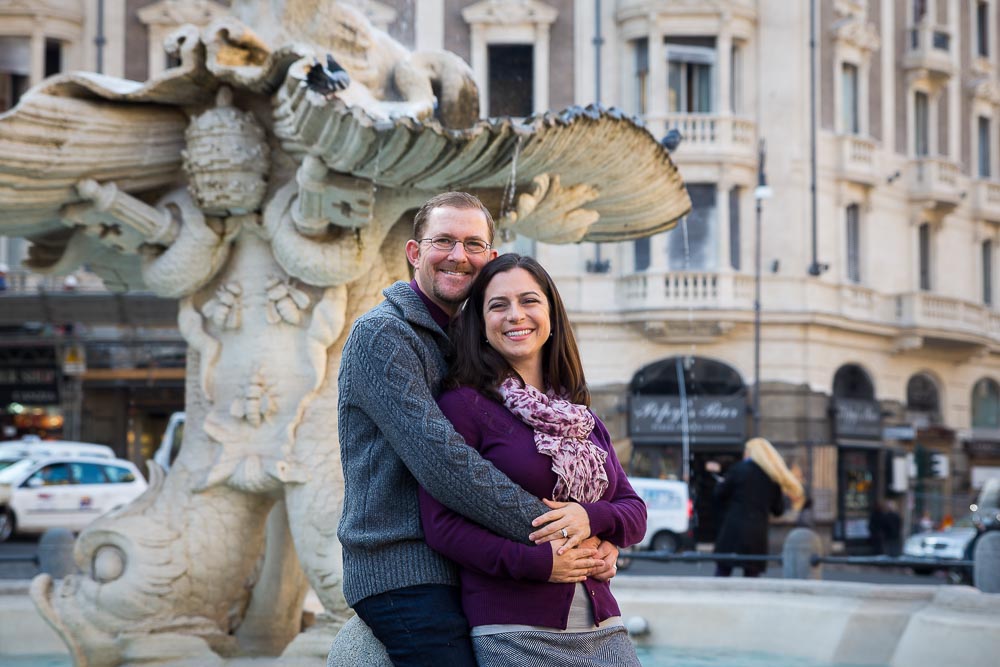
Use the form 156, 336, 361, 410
472, 625, 641, 667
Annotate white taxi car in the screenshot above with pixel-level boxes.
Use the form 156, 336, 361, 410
0, 455, 147, 541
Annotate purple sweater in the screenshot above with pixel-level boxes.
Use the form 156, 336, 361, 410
419, 385, 647, 629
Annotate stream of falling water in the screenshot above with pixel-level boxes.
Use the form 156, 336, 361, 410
367, 133, 383, 228
499, 135, 523, 231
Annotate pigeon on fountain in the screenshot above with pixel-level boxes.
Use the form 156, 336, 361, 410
661, 128, 683, 152
306, 54, 351, 97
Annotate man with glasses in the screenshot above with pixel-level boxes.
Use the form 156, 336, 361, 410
337, 192, 615, 664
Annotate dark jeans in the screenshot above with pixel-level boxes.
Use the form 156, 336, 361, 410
353, 584, 477, 667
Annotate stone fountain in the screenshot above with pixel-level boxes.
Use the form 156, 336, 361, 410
0, 1, 690, 665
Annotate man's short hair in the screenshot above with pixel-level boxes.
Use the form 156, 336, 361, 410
412, 192, 496, 243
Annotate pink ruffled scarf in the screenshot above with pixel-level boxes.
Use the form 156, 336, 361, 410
498, 376, 609, 503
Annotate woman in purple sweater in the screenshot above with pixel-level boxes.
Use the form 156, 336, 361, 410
419, 254, 647, 666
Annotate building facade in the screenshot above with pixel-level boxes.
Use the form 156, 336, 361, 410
0, 0, 229, 460
5, 0, 1000, 551
380, 0, 1000, 551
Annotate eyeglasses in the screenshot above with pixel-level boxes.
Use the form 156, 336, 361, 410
418, 237, 492, 254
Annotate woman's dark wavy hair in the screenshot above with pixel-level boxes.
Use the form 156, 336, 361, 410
446, 253, 590, 406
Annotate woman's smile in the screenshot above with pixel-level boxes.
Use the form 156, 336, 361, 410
483, 267, 552, 386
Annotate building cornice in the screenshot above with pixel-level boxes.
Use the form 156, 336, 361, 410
137, 0, 228, 27
831, 16, 881, 54
967, 76, 1000, 106
462, 0, 557, 26
0, 0, 83, 23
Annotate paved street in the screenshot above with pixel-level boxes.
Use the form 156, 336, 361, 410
0, 537, 43, 580
0, 536, 962, 586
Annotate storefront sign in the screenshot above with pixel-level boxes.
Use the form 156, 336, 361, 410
0, 365, 60, 404
883, 425, 916, 441
832, 398, 883, 440
965, 440, 1000, 458
630, 395, 747, 444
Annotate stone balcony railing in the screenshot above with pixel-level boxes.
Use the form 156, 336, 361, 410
902, 22, 954, 79
617, 271, 756, 312
908, 157, 962, 211
971, 179, 1000, 223
559, 270, 1000, 349
836, 134, 878, 186
894, 292, 995, 340
656, 114, 756, 166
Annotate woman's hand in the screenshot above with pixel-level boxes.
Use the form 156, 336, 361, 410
548, 541, 604, 583
529, 498, 592, 554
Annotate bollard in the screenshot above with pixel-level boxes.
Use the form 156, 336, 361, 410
327, 615, 391, 667
37, 528, 77, 579
782, 527, 823, 580
973, 531, 1000, 594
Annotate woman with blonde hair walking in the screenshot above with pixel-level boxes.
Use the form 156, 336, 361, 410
713, 437, 804, 577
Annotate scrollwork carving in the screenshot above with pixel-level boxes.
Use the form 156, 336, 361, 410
501, 173, 600, 244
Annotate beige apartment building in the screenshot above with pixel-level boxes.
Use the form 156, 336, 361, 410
4, 0, 1000, 551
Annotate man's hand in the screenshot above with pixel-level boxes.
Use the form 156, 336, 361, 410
548, 542, 604, 583
590, 540, 620, 582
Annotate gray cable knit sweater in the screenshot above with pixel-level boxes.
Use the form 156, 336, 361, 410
337, 281, 549, 606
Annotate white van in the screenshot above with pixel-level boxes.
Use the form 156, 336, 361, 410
0, 436, 115, 470
618, 477, 693, 569
152, 412, 185, 471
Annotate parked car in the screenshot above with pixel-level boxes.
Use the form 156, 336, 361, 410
0, 436, 115, 471
617, 478, 694, 570
903, 514, 978, 575
0, 455, 147, 541
903, 480, 1000, 579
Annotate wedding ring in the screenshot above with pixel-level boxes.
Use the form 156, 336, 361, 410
560, 528, 569, 539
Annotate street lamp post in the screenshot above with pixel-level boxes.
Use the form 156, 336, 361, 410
753, 139, 772, 437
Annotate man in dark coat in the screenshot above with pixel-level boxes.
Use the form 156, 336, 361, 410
713, 456, 785, 577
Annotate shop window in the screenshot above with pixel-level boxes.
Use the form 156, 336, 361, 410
833, 364, 875, 400
488, 44, 532, 118
846, 204, 861, 283
972, 378, 1000, 428
840, 449, 875, 539
666, 39, 715, 113
627, 445, 678, 480
667, 184, 717, 271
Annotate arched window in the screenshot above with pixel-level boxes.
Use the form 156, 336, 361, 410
833, 364, 875, 400
631, 356, 745, 396
906, 373, 940, 416
906, 372, 941, 427
972, 378, 1000, 428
